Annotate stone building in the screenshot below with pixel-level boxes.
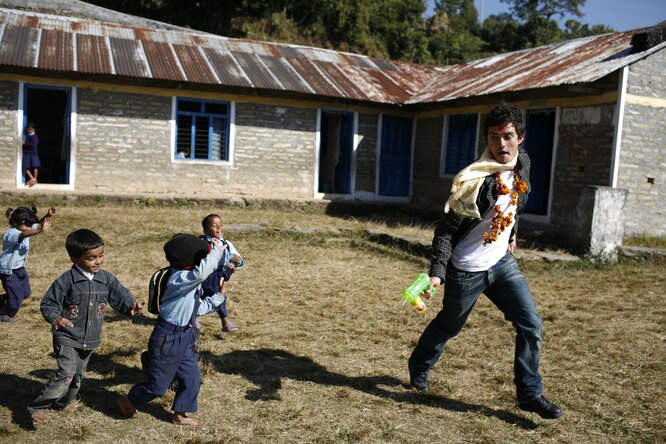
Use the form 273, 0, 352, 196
0, 2, 664, 237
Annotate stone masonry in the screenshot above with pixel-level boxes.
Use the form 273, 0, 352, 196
0, 81, 17, 190
618, 49, 666, 236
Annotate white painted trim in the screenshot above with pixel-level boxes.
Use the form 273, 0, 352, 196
314, 108, 322, 198
611, 66, 628, 188
16, 81, 24, 187
68, 87, 77, 190
351, 111, 358, 199
170, 96, 177, 161
228, 101, 236, 166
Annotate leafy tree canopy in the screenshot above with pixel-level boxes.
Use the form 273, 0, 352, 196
87, 0, 615, 65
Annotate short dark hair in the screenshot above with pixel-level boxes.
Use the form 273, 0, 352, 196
6, 206, 38, 227
483, 102, 525, 141
66, 229, 104, 258
201, 213, 221, 231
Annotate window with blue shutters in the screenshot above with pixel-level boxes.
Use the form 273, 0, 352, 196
442, 113, 478, 175
175, 99, 229, 161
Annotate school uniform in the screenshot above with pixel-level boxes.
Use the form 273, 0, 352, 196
128, 238, 225, 413
0, 226, 35, 317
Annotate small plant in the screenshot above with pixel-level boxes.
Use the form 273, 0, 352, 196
93, 194, 105, 203
145, 196, 157, 207
175, 197, 190, 207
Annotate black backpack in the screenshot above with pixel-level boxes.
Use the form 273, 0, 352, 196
148, 267, 172, 315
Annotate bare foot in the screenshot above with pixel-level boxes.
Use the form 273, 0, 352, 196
31, 411, 47, 424
63, 403, 77, 413
27, 179, 37, 187
171, 412, 198, 427
118, 396, 136, 418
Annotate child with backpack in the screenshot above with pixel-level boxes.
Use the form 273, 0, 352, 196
119, 233, 228, 426
0, 206, 55, 322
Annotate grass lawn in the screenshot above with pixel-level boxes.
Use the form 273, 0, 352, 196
0, 197, 663, 443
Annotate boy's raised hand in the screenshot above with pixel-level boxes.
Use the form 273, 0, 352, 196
129, 301, 145, 316
53, 316, 74, 330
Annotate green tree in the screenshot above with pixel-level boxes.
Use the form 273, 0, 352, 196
428, 0, 484, 64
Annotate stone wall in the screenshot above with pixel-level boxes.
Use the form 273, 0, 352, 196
618, 49, 666, 236
234, 103, 317, 198
0, 81, 18, 189
550, 104, 616, 231
75, 89, 318, 198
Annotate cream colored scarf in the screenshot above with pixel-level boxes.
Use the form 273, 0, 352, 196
444, 148, 518, 218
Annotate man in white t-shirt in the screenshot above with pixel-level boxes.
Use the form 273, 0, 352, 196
408, 103, 562, 419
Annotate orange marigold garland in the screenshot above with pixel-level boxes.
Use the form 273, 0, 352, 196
482, 168, 528, 246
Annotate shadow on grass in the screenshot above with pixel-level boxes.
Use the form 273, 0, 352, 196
201, 348, 537, 429
4, 348, 170, 426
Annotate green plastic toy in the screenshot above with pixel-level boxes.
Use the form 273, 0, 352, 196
402, 273, 435, 313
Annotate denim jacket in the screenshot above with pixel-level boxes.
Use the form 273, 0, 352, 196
429, 149, 531, 280
40, 267, 137, 350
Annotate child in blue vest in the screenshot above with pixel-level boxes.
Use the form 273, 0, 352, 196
0, 206, 55, 322
200, 213, 244, 332
119, 233, 227, 427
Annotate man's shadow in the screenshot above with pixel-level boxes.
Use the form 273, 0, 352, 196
201, 348, 537, 429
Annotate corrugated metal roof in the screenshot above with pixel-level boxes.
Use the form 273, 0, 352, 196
406, 30, 666, 104
0, 7, 662, 106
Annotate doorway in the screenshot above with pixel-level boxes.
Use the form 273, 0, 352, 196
378, 115, 412, 197
22, 85, 71, 185
523, 108, 556, 215
318, 110, 353, 194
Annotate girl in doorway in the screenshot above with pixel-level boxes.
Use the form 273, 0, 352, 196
22, 123, 41, 186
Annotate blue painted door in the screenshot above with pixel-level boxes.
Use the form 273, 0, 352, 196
523, 109, 555, 215
379, 115, 412, 196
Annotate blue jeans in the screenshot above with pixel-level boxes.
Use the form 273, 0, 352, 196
28, 345, 92, 413
409, 253, 543, 402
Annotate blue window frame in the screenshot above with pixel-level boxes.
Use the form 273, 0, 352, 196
175, 98, 229, 161
442, 113, 478, 175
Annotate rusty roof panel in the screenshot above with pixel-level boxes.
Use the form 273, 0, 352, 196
0, 24, 37, 67
258, 54, 314, 94
312, 60, 367, 100
201, 47, 252, 88
76, 33, 111, 74
141, 39, 184, 81
287, 56, 344, 98
407, 29, 662, 104
173, 44, 217, 84
231, 51, 283, 90
109, 37, 147, 78
38, 28, 73, 71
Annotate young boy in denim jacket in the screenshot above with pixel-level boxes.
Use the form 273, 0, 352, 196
28, 229, 143, 424
119, 233, 227, 427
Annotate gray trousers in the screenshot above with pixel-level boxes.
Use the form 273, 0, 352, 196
28, 344, 92, 413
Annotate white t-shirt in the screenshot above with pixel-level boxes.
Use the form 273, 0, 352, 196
451, 170, 517, 272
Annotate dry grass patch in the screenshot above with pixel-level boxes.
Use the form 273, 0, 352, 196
0, 198, 663, 443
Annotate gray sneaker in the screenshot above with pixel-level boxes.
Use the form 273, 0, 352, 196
409, 364, 429, 391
